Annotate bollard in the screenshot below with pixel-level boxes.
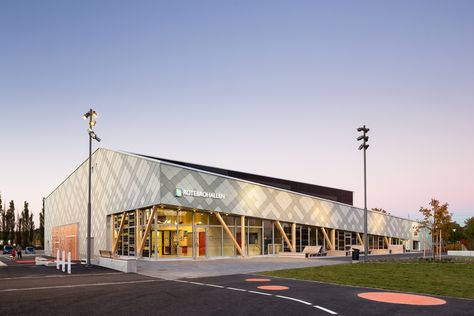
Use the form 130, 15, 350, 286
56, 249, 60, 270
62, 250, 66, 272
67, 252, 71, 274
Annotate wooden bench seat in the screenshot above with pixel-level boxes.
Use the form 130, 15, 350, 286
302, 246, 325, 257
99, 250, 114, 258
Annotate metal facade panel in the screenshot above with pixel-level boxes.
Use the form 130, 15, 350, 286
44, 149, 161, 257
160, 163, 415, 239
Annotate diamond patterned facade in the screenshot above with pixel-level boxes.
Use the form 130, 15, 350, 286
45, 148, 420, 257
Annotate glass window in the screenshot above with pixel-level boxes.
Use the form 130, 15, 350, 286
208, 226, 222, 257
194, 212, 208, 225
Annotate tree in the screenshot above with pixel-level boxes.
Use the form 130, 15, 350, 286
419, 198, 452, 258
371, 208, 389, 214
20, 201, 32, 246
39, 198, 45, 248
16, 214, 22, 246
5, 201, 15, 243
28, 213, 35, 246
464, 217, 474, 250
0, 193, 5, 242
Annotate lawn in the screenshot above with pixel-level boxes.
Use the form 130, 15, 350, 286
261, 259, 474, 299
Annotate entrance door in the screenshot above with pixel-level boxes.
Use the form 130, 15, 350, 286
194, 227, 206, 258
344, 232, 352, 251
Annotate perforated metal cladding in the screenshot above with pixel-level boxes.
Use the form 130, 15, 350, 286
160, 164, 414, 239
45, 149, 161, 257
45, 149, 417, 259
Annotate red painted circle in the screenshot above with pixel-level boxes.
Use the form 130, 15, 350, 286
245, 278, 272, 282
257, 285, 289, 291
358, 292, 446, 306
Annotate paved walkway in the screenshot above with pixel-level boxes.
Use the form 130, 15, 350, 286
137, 256, 346, 279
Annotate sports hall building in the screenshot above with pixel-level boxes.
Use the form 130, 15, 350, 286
44, 148, 424, 260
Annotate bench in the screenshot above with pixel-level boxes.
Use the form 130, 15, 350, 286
302, 246, 325, 257
99, 250, 114, 258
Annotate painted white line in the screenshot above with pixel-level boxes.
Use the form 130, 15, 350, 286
0, 272, 122, 281
205, 284, 225, 289
248, 290, 272, 296
226, 287, 247, 292
172, 279, 338, 315
275, 295, 312, 305
173, 280, 189, 283
314, 305, 338, 315
0, 279, 164, 292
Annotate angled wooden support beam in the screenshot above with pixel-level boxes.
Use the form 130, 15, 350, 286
137, 206, 158, 256
275, 221, 294, 252
320, 227, 334, 251
356, 232, 364, 246
112, 212, 127, 254
384, 236, 390, 248
215, 213, 244, 256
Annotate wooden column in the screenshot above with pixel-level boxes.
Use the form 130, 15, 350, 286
215, 213, 244, 256
331, 229, 336, 251
136, 209, 142, 254
291, 223, 296, 252
241, 215, 246, 256
275, 221, 294, 252
384, 236, 390, 248
320, 227, 333, 250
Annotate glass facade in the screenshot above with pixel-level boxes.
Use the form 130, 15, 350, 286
112, 206, 404, 259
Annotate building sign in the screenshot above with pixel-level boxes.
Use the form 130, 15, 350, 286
175, 188, 225, 199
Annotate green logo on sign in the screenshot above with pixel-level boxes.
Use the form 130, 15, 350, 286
175, 188, 183, 197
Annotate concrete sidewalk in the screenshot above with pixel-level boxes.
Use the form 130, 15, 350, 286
137, 256, 347, 279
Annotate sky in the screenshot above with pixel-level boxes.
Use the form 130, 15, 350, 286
0, 1, 473, 226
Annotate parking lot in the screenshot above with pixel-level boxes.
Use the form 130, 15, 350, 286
1, 254, 473, 315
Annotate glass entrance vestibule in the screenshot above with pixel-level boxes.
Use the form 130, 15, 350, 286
111, 206, 405, 258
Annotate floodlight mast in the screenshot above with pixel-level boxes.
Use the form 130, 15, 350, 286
357, 125, 370, 262
82, 108, 101, 267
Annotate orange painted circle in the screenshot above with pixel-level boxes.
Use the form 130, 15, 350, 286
245, 278, 272, 282
257, 285, 289, 291
358, 292, 446, 306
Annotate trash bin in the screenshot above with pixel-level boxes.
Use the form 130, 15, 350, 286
352, 248, 360, 261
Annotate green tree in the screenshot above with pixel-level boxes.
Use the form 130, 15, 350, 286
5, 200, 15, 243
28, 213, 35, 246
40, 198, 45, 248
16, 214, 22, 246
464, 217, 474, 249
0, 193, 5, 242
419, 198, 452, 258
20, 201, 31, 246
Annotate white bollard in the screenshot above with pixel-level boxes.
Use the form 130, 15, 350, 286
56, 249, 60, 270
67, 252, 71, 274
62, 251, 66, 272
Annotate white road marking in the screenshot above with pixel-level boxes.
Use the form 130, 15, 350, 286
205, 284, 225, 288
314, 305, 338, 315
226, 287, 247, 292
275, 295, 312, 305
173, 280, 338, 314
0, 279, 164, 292
248, 290, 272, 296
1, 272, 121, 281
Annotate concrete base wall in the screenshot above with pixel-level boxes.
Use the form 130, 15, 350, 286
447, 250, 474, 257
98, 257, 137, 273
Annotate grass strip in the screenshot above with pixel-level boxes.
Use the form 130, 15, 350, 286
261, 261, 474, 299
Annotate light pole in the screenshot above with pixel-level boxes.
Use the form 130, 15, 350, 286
357, 125, 369, 262
82, 109, 101, 267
